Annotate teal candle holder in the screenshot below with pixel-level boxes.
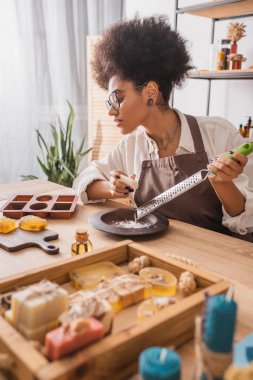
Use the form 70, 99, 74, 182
139, 347, 181, 380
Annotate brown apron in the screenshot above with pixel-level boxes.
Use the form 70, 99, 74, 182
134, 114, 253, 242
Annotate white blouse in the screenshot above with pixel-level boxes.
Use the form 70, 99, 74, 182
73, 109, 253, 236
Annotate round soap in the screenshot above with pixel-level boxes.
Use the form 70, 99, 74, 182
19, 215, 48, 231
139, 267, 177, 296
0, 217, 18, 233
139, 347, 181, 380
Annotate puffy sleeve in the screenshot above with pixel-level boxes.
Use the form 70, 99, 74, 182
220, 126, 253, 235
73, 141, 125, 204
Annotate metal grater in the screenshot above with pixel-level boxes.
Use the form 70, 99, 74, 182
135, 169, 209, 220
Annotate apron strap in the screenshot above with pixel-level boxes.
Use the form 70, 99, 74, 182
185, 114, 205, 154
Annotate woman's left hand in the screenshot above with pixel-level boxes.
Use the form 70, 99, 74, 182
208, 151, 248, 183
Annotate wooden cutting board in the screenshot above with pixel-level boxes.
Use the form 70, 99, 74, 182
0, 229, 59, 255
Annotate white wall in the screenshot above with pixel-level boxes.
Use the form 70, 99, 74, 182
125, 0, 253, 130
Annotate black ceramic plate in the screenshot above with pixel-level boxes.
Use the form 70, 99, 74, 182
89, 208, 169, 237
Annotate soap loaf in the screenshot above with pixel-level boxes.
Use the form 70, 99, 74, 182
5, 280, 68, 341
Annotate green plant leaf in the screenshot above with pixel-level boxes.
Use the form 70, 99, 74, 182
22, 100, 91, 187
50, 124, 59, 160
37, 156, 49, 176
21, 175, 39, 181
36, 129, 50, 157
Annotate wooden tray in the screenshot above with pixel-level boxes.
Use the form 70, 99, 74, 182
0, 240, 230, 380
0, 194, 78, 219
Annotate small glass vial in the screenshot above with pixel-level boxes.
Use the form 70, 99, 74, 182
71, 229, 93, 256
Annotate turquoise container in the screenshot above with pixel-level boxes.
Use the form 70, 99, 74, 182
139, 347, 181, 380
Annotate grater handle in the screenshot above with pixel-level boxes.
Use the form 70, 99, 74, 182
224, 141, 253, 160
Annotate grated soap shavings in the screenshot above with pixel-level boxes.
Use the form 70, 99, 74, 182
112, 219, 151, 229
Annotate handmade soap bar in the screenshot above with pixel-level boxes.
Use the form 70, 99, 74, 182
0, 217, 17, 233
137, 297, 176, 321
69, 261, 123, 290
19, 215, 48, 231
96, 274, 151, 312
60, 291, 114, 335
139, 267, 177, 296
45, 317, 104, 360
6, 280, 68, 330
4, 312, 59, 342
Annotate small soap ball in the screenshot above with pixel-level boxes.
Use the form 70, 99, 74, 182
128, 255, 150, 274
139, 347, 181, 380
178, 271, 197, 296
19, 215, 48, 231
0, 217, 17, 233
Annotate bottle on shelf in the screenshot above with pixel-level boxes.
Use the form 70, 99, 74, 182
239, 124, 243, 136
71, 229, 93, 256
230, 40, 238, 54
243, 116, 252, 139
221, 39, 231, 70
216, 40, 225, 70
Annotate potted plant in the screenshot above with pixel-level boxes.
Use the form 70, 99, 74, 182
22, 100, 92, 187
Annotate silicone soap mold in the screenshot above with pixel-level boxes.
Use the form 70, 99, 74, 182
0, 194, 79, 219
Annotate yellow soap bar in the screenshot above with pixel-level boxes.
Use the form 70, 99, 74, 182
10, 280, 68, 329
19, 215, 48, 231
0, 217, 17, 233
95, 274, 151, 312
139, 267, 177, 297
70, 261, 124, 290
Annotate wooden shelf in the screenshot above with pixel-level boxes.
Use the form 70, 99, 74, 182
177, 0, 253, 19
189, 69, 253, 79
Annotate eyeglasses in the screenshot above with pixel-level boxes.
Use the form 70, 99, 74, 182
105, 86, 144, 111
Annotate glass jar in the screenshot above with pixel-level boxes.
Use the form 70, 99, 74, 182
71, 229, 93, 256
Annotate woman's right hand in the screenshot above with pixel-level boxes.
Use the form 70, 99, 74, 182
109, 170, 136, 199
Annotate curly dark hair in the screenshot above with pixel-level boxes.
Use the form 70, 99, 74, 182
92, 15, 193, 103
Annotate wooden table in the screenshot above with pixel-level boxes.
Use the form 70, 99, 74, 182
0, 179, 253, 379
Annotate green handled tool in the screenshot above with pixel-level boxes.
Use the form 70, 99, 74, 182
136, 142, 253, 220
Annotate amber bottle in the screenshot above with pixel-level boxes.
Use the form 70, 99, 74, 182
71, 229, 93, 256
243, 117, 252, 139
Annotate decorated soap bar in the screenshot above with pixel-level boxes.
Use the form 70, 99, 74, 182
95, 274, 151, 312
5, 280, 68, 341
0, 217, 17, 233
60, 291, 114, 335
19, 215, 48, 231
69, 261, 123, 290
139, 267, 177, 296
45, 317, 104, 360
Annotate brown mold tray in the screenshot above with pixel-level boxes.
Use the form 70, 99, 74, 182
0, 194, 78, 219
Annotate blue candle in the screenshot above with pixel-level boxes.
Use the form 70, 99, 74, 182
139, 347, 181, 380
201, 292, 237, 380
204, 294, 237, 353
